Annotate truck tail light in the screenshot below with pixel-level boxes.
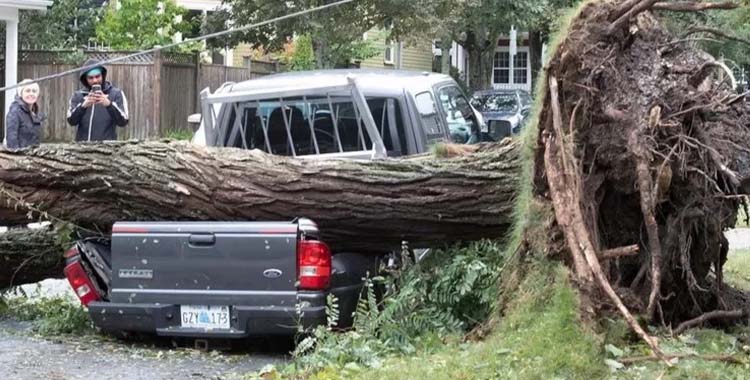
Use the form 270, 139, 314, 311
297, 240, 331, 290
64, 261, 101, 307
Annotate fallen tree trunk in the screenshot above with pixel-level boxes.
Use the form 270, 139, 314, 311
0, 228, 65, 287
0, 140, 520, 255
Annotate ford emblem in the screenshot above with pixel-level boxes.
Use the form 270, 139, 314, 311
263, 269, 283, 279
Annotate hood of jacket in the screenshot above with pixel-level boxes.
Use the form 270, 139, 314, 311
11, 95, 38, 115
79, 58, 109, 89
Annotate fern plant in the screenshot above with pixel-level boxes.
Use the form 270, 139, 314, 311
292, 240, 507, 373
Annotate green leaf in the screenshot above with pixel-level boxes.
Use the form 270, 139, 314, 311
604, 359, 624, 372
605, 344, 624, 358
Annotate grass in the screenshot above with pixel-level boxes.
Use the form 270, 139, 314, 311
278, 261, 608, 380
735, 206, 749, 228
163, 129, 195, 141
725, 249, 750, 290
610, 328, 750, 380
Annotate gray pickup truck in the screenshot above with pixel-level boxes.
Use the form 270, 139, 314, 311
64, 218, 378, 338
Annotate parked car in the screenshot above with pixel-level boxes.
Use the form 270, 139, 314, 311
65, 70, 485, 341
471, 89, 531, 140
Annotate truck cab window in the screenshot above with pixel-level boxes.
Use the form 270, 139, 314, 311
414, 91, 445, 144
437, 86, 480, 144
221, 96, 404, 157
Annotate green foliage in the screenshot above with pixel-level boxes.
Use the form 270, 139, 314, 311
289, 35, 316, 71
209, 1, 419, 68
289, 240, 506, 375
0, 0, 101, 50
96, 0, 195, 51
290, 261, 606, 380
660, 3, 750, 85
378, 241, 505, 342
1, 296, 92, 335
162, 129, 194, 141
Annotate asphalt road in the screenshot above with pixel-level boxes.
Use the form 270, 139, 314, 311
0, 319, 289, 380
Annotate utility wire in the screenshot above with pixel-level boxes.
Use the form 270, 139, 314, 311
0, 0, 355, 93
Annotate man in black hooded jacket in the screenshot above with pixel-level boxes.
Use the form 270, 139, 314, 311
67, 59, 129, 141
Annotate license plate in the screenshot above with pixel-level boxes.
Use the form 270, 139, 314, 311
180, 305, 230, 329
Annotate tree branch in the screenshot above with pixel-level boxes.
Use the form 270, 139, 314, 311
653, 2, 739, 12
682, 27, 750, 47
601, 245, 640, 259
612, 0, 646, 21
673, 310, 745, 335
608, 0, 660, 36
620, 354, 744, 365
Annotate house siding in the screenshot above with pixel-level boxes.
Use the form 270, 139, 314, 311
400, 39, 433, 71
359, 28, 392, 69
360, 28, 433, 71
233, 43, 255, 67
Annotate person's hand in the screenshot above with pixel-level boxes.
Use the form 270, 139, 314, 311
96, 93, 111, 107
82, 95, 97, 108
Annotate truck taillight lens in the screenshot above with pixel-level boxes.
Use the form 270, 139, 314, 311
64, 261, 100, 307
297, 240, 331, 290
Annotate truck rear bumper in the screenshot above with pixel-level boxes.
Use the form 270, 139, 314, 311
87, 292, 327, 338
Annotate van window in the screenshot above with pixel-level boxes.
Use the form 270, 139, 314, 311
414, 91, 445, 144
221, 96, 406, 157
437, 86, 480, 144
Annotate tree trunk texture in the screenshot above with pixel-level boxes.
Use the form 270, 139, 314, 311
440, 42, 452, 75
0, 140, 521, 257
0, 228, 65, 287
468, 47, 497, 92
529, 30, 543, 92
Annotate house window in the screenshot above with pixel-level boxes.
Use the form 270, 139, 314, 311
514, 52, 528, 84
493, 50, 529, 85
384, 43, 395, 65
384, 20, 396, 65
493, 52, 511, 84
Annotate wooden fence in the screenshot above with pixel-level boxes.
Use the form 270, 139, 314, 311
0, 50, 286, 142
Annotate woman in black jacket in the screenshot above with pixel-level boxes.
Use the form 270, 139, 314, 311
5, 79, 44, 149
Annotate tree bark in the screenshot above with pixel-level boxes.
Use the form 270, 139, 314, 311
440, 41, 451, 75
466, 48, 494, 92
529, 30, 543, 93
462, 29, 499, 92
0, 228, 65, 288
652, 2, 739, 12
0, 140, 521, 255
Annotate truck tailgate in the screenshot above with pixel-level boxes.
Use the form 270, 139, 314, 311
110, 221, 298, 306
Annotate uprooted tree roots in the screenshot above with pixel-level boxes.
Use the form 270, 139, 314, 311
529, 0, 750, 356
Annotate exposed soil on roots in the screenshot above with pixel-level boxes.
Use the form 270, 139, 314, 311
533, 0, 750, 334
